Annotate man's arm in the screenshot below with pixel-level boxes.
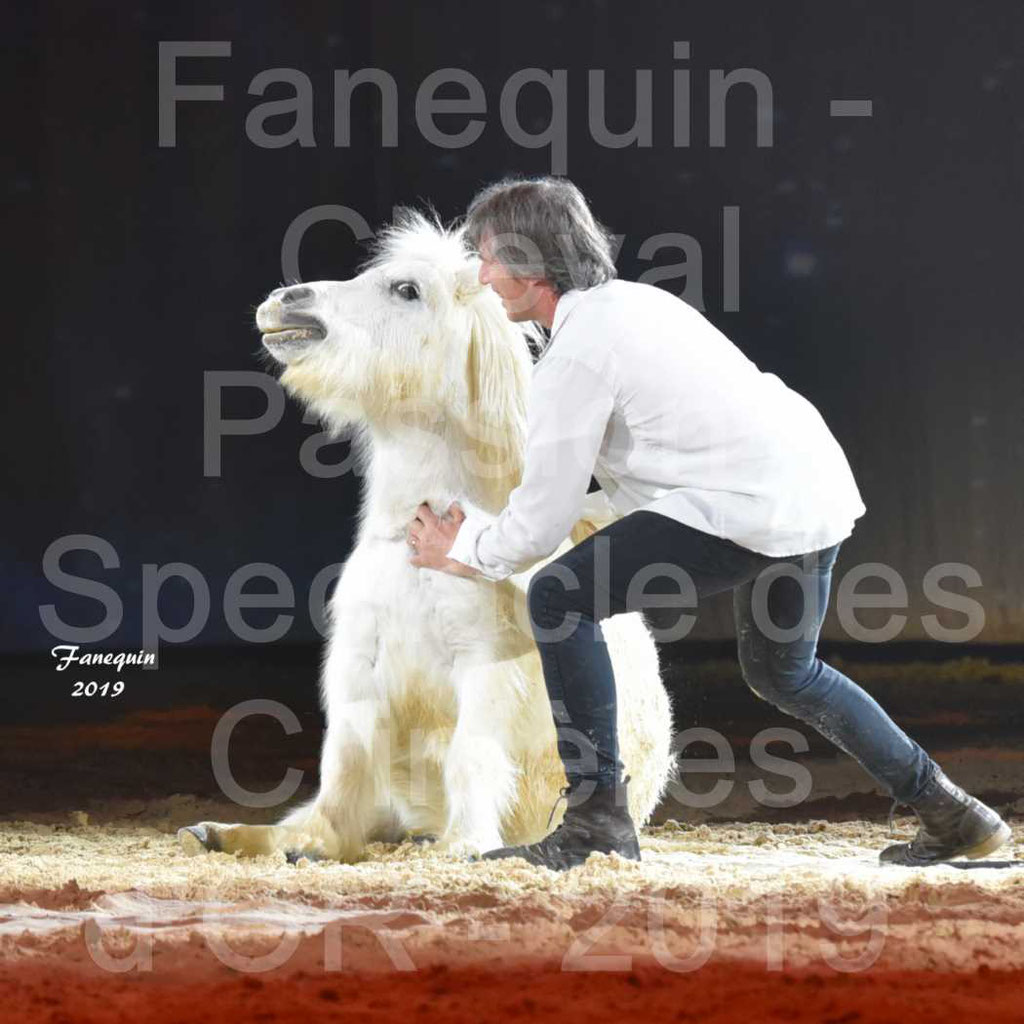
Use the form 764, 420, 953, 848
447, 354, 615, 581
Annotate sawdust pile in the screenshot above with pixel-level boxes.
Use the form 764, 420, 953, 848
1, 798, 1022, 975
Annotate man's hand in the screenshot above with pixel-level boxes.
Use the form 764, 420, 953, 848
408, 502, 481, 577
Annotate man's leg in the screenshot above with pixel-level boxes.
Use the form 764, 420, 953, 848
529, 511, 771, 787
733, 543, 936, 802
733, 543, 1011, 865
483, 510, 772, 869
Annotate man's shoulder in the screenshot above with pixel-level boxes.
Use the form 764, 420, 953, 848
552, 277, 727, 374
573, 278, 690, 319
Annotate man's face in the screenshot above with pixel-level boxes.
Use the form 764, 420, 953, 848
477, 231, 551, 323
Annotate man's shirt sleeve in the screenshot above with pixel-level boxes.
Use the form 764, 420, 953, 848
447, 354, 615, 581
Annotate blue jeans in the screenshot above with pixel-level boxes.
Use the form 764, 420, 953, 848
528, 510, 936, 805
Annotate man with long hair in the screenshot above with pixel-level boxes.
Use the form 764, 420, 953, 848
408, 176, 1010, 872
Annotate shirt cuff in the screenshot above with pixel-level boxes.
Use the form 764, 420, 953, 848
447, 508, 516, 582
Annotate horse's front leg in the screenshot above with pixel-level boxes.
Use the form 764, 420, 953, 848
281, 679, 391, 862
179, 622, 388, 862
177, 820, 321, 860
435, 657, 520, 858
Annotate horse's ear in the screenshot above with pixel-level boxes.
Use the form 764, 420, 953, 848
460, 290, 532, 511
453, 262, 485, 306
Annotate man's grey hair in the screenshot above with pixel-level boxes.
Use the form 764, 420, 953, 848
463, 176, 617, 295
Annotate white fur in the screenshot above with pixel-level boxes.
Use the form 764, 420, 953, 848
183, 213, 675, 862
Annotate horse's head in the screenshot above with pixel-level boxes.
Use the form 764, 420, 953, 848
256, 211, 536, 508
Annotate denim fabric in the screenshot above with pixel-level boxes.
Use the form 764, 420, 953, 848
528, 510, 936, 805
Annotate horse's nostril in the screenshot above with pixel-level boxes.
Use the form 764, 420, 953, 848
279, 285, 314, 306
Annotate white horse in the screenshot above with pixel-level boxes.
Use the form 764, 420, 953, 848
179, 213, 674, 863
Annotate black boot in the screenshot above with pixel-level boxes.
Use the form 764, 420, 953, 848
879, 766, 1012, 866
482, 775, 641, 871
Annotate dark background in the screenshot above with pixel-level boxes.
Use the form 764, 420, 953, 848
5, 1, 1023, 690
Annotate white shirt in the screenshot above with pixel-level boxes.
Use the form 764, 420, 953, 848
447, 279, 866, 582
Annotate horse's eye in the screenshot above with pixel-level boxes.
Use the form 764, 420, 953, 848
391, 281, 420, 302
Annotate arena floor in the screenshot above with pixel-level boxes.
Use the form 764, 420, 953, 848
1, 799, 1023, 1021
3, 657, 1023, 1020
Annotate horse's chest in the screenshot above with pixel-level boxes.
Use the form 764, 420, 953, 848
337, 539, 491, 659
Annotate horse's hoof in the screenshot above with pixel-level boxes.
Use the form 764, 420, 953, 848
177, 823, 221, 855
285, 848, 323, 865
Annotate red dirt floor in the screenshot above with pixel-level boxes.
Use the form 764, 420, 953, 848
2, 956, 1022, 1023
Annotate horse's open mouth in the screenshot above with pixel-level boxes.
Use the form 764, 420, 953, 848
260, 309, 327, 351
261, 325, 326, 345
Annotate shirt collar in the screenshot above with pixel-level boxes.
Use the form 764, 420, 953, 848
550, 288, 587, 339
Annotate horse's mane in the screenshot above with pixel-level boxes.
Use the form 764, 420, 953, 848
364, 209, 542, 513
362, 207, 468, 276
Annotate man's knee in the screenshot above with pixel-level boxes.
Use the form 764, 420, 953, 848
527, 563, 585, 633
738, 646, 817, 709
